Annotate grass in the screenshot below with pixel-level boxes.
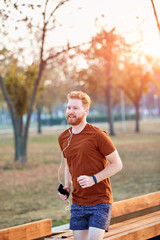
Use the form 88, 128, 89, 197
0, 119, 160, 229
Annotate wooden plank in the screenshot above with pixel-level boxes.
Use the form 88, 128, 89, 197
104, 211, 160, 239
0, 219, 52, 240
111, 191, 160, 218
111, 205, 160, 225
104, 222, 160, 240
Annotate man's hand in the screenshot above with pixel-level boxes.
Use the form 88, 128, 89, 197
58, 187, 70, 202
77, 175, 95, 188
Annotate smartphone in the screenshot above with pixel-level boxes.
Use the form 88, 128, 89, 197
58, 184, 70, 198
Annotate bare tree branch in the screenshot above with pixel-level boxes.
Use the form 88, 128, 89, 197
150, 0, 160, 36
0, 75, 16, 119
46, 0, 70, 26
43, 0, 49, 22
45, 41, 92, 63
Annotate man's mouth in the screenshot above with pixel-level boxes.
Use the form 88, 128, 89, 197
68, 115, 76, 119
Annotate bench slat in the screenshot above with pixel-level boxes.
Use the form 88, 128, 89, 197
0, 219, 52, 240
105, 222, 160, 240
104, 210, 160, 239
111, 191, 160, 218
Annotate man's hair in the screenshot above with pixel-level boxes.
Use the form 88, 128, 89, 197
67, 91, 91, 109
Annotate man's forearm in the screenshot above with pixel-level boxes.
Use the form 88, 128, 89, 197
95, 150, 122, 183
95, 162, 122, 183
65, 159, 72, 189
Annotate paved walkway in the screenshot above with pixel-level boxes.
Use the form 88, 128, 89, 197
0, 125, 68, 135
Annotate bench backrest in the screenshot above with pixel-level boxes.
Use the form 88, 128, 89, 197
111, 191, 160, 219
0, 219, 52, 240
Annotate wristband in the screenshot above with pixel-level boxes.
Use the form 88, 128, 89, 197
92, 175, 97, 184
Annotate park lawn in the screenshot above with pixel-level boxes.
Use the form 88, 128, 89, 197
0, 119, 160, 229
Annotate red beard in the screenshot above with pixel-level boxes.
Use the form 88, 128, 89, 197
66, 113, 85, 126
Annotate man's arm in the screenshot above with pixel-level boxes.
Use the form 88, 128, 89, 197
77, 150, 122, 188
59, 158, 72, 201
64, 158, 72, 190
95, 149, 122, 183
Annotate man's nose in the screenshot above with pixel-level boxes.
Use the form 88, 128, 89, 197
69, 109, 74, 114
67, 108, 74, 114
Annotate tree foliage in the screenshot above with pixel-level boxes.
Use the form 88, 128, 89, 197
150, 58, 160, 97
4, 60, 39, 116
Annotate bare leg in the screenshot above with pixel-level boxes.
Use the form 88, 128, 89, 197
73, 229, 88, 240
87, 227, 105, 240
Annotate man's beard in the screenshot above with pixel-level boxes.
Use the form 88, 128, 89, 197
66, 113, 85, 126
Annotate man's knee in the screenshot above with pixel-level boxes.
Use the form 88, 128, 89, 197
73, 229, 88, 240
87, 227, 105, 240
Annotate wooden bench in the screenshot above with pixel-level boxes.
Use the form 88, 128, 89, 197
0, 219, 52, 240
0, 192, 159, 240
45, 191, 160, 240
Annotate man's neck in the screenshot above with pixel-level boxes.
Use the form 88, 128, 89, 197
71, 120, 87, 134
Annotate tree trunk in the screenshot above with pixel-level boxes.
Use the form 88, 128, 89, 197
19, 135, 27, 164
13, 116, 28, 163
158, 98, 160, 116
15, 136, 27, 164
49, 112, 52, 126
105, 62, 115, 136
120, 90, 126, 131
106, 84, 115, 136
13, 120, 19, 161
135, 102, 140, 132
37, 105, 42, 134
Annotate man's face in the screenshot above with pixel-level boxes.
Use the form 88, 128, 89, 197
66, 98, 88, 126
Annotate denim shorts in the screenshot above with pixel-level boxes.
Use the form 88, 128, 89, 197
70, 203, 112, 231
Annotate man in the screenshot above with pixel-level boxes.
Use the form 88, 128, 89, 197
58, 91, 122, 240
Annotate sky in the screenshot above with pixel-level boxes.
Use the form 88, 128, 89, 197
53, 0, 160, 59
1, 0, 160, 61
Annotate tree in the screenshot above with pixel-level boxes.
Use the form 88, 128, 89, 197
0, 52, 43, 161
0, 0, 73, 163
118, 61, 152, 132
75, 27, 129, 135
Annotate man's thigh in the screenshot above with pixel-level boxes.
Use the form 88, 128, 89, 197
73, 229, 88, 240
87, 227, 105, 240
73, 228, 105, 240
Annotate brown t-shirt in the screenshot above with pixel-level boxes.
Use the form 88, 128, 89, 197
58, 123, 116, 205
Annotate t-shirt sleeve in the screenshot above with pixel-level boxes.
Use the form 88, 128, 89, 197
97, 130, 116, 156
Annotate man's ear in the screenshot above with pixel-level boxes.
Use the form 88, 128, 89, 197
85, 108, 89, 116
